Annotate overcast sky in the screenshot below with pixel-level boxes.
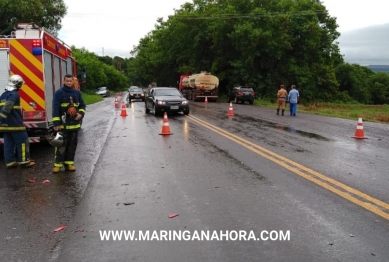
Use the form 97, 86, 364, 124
58, 0, 389, 65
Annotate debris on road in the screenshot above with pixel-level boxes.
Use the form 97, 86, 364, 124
54, 225, 66, 232
123, 202, 135, 206
168, 214, 178, 218
27, 179, 36, 183
43, 180, 50, 184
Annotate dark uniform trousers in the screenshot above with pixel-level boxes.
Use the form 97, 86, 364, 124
54, 130, 78, 167
3, 131, 30, 166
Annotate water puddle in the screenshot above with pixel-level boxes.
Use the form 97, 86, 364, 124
233, 115, 330, 141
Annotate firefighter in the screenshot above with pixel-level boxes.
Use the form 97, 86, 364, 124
52, 74, 86, 173
73, 77, 80, 90
276, 84, 288, 115
0, 75, 35, 168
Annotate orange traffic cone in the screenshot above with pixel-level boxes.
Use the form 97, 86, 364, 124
120, 102, 128, 116
115, 96, 119, 108
205, 96, 208, 104
227, 102, 234, 116
159, 112, 173, 135
352, 117, 367, 139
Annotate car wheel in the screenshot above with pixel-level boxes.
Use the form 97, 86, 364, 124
183, 108, 190, 115
153, 104, 159, 116
145, 104, 150, 114
249, 101, 254, 105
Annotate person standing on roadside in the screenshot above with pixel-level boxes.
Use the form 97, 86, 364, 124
288, 85, 300, 116
51, 74, 86, 173
0, 75, 35, 168
276, 84, 288, 116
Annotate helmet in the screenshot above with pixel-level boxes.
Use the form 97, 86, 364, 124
8, 75, 25, 89
46, 131, 65, 147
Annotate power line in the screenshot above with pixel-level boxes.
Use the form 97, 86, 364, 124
66, 10, 328, 19
172, 10, 328, 20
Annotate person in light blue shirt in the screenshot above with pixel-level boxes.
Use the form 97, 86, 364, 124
288, 85, 299, 116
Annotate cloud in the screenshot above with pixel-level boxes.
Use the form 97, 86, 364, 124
338, 23, 389, 65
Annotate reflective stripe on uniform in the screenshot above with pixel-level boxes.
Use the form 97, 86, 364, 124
22, 143, 26, 162
0, 126, 26, 131
60, 124, 81, 129
61, 103, 79, 107
79, 109, 86, 113
64, 161, 74, 165
0, 112, 7, 118
0, 102, 20, 109
53, 117, 61, 121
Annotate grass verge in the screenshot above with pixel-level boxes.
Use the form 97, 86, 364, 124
82, 93, 104, 105
217, 95, 389, 123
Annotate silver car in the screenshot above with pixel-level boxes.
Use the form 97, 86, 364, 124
95, 87, 110, 97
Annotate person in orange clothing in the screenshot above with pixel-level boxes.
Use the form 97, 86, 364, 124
72, 77, 80, 90
276, 84, 288, 115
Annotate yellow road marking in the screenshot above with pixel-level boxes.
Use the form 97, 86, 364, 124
187, 115, 389, 220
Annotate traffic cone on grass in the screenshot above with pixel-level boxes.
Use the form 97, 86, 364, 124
120, 102, 128, 116
159, 112, 173, 135
352, 117, 367, 139
227, 102, 234, 116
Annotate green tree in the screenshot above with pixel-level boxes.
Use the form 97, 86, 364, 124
71, 47, 129, 93
369, 72, 389, 104
0, 0, 67, 35
128, 0, 343, 101
335, 63, 374, 103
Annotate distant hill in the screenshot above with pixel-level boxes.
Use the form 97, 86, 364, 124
367, 65, 389, 73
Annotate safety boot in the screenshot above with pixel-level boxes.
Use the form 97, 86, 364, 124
65, 165, 76, 171
6, 161, 18, 169
276, 109, 280, 115
19, 161, 35, 168
281, 109, 285, 116
52, 166, 61, 173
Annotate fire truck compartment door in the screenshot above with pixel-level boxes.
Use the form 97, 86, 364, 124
0, 49, 9, 90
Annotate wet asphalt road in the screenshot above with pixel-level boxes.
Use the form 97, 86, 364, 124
1, 95, 389, 262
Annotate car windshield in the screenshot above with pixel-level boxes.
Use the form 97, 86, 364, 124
155, 89, 181, 96
131, 88, 141, 92
97, 87, 106, 91
240, 88, 253, 92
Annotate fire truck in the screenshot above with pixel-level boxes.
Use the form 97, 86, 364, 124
0, 23, 80, 144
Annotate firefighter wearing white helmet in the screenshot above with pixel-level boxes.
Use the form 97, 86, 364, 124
0, 75, 35, 168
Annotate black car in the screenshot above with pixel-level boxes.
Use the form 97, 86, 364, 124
128, 87, 145, 102
145, 87, 190, 116
228, 86, 255, 104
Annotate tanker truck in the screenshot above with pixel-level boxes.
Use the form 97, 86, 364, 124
179, 72, 219, 102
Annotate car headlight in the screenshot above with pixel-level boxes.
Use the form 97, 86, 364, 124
141, 94, 144, 96
182, 101, 188, 105
157, 100, 165, 105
